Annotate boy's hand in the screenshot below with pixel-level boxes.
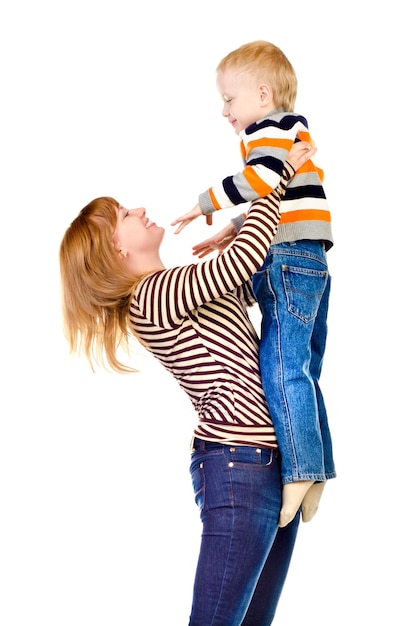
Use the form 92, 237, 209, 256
192, 222, 237, 258
171, 203, 203, 234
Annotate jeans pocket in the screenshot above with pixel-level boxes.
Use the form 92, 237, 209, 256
227, 445, 275, 467
282, 265, 329, 323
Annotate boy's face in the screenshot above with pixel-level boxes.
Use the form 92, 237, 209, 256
216, 68, 273, 135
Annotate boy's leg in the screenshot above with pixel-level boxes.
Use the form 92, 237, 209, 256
253, 242, 335, 526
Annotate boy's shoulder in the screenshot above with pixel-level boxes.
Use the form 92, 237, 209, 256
244, 111, 310, 137
266, 110, 309, 127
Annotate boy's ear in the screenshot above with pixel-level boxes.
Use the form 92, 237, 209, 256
258, 83, 273, 105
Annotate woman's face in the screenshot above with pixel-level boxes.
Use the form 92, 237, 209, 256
113, 205, 165, 269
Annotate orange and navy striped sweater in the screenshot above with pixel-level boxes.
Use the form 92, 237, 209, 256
199, 108, 333, 250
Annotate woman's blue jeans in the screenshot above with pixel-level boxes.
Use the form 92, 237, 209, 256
252, 240, 336, 484
188, 438, 299, 625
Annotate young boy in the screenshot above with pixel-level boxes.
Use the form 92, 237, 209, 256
172, 40, 336, 527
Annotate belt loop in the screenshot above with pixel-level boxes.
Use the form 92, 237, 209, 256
192, 437, 206, 452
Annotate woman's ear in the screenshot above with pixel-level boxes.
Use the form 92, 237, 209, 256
113, 237, 128, 258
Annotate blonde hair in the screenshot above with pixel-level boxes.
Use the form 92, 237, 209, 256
217, 40, 297, 111
59, 196, 138, 373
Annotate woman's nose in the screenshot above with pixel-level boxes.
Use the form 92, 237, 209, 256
132, 207, 146, 216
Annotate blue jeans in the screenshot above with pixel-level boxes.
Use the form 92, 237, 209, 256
188, 438, 300, 626
252, 240, 336, 484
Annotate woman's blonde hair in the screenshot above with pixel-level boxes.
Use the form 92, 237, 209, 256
59, 196, 138, 373
217, 40, 297, 111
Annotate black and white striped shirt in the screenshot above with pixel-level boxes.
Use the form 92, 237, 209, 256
129, 164, 294, 448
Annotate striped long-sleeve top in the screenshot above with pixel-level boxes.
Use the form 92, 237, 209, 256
199, 108, 333, 250
128, 164, 295, 448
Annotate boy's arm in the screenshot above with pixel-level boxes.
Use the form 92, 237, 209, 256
171, 128, 312, 235
171, 203, 203, 235
199, 118, 300, 216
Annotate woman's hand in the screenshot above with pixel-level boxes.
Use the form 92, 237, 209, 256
192, 222, 237, 258
286, 141, 317, 172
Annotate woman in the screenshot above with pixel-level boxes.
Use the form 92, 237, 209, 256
59, 142, 315, 625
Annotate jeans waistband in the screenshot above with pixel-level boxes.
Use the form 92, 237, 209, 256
192, 437, 227, 452
191, 437, 277, 454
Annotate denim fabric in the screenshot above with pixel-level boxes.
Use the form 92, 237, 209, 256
252, 240, 336, 484
188, 438, 299, 626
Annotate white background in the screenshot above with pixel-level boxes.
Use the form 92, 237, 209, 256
1, 1, 414, 624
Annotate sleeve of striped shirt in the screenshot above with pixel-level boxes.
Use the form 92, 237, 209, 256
199, 117, 304, 214
135, 164, 294, 328
234, 280, 257, 309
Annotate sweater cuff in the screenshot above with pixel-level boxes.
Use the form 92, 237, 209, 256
199, 190, 215, 215
230, 213, 246, 234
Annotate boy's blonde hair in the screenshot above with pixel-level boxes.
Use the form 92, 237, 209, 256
217, 40, 297, 111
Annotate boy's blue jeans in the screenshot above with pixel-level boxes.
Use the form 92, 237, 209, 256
252, 240, 336, 484
188, 438, 299, 625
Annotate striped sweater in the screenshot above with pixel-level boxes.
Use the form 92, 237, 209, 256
129, 164, 295, 448
199, 108, 333, 249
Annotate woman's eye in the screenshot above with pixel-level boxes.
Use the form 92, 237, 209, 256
124, 210, 130, 218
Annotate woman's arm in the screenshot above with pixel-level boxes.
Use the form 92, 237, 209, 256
137, 144, 315, 326
136, 165, 291, 326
